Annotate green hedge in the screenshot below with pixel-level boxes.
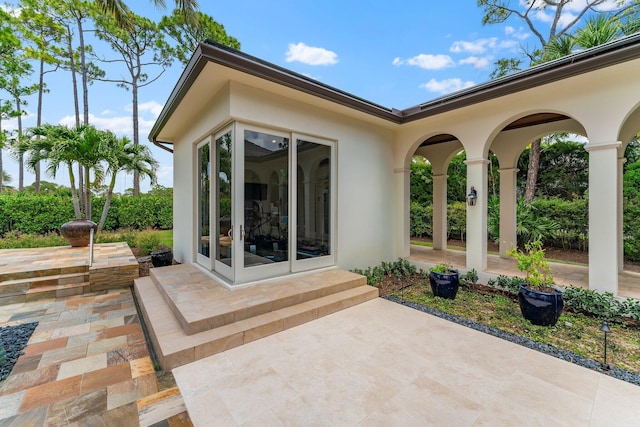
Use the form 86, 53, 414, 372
411, 197, 640, 262
0, 193, 173, 235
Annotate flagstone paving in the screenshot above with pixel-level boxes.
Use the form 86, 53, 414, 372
0, 288, 192, 426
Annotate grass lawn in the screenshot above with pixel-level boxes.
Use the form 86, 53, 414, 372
156, 230, 173, 248
388, 279, 640, 374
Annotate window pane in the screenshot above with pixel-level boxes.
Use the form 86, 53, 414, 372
296, 140, 331, 260
244, 130, 289, 266
198, 143, 210, 258
216, 132, 233, 265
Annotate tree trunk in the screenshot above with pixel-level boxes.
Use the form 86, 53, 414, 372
84, 164, 91, 221
524, 138, 541, 203
35, 56, 45, 193
15, 96, 23, 191
132, 79, 140, 196
98, 175, 117, 231
77, 17, 89, 126
68, 163, 81, 219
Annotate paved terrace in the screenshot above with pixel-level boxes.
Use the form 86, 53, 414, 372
1, 245, 640, 425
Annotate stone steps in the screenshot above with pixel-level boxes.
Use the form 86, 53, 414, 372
134, 268, 378, 370
0, 271, 90, 306
149, 264, 367, 335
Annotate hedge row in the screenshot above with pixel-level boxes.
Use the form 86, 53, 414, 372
411, 197, 640, 262
0, 194, 173, 235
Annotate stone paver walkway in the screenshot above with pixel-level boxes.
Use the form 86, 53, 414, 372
0, 288, 192, 426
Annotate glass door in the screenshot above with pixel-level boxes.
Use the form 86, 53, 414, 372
234, 125, 290, 283
213, 128, 234, 281
196, 138, 212, 267
292, 135, 336, 272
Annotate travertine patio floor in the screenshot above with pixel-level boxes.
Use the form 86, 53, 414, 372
174, 297, 640, 426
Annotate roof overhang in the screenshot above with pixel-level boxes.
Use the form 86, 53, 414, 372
149, 33, 640, 149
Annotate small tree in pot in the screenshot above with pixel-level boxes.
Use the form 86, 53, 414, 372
507, 240, 563, 326
429, 263, 459, 299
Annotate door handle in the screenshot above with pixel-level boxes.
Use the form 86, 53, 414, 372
228, 226, 233, 241
240, 225, 245, 241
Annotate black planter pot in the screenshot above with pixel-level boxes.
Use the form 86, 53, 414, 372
151, 250, 173, 267
429, 271, 459, 299
518, 285, 564, 326
60, 219, 97, 247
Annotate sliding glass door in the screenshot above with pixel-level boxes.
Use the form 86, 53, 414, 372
197, 124, 335, 284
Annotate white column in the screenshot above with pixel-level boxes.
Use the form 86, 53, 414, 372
395, 167, 411, 257
432, 174, 448, 250
618, 157, 626, 273
499, 168, 518, 258
586, 141, 621, 294
464, 158, 489, 272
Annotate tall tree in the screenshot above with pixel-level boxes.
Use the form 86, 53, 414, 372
159, 9, 240, 65
18, 0, 67, 192
94, 12, 171, 196
94, 0, 198, 28
0, 18, 38, 191
478, 0, 640, 202
50, 0, 104, 215
0, 10, 20, 193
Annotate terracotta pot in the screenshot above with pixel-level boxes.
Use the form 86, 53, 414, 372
60, 219, 97, 247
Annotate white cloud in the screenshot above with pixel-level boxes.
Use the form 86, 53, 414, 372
138, 101, 164, 118
505, 26, 530, 41
285, 42, 338, 66
450, 38, 498, 54
393, 54, 455, 70
459, 56, 491, 69
58, 113, 157, 140
101, 109, 114, 115
420, 78, 475, 95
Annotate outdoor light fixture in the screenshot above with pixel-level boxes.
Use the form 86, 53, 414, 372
600, 320, 611, 370
467, 186, 478, 206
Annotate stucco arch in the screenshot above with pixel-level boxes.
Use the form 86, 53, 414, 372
619, 102, 640, 147
403, 132, 463, 170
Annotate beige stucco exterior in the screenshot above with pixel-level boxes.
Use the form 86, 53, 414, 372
152, 40, 640, 295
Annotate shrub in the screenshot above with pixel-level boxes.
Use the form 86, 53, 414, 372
135, 230, 163, 255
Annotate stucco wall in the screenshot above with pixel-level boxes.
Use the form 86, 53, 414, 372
172, 81, 396, 272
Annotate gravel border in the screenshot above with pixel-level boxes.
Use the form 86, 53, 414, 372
384, 295, 640, 387
0, 321, 39, 381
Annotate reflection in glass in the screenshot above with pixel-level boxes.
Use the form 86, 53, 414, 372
243, 130, 289, 267
296, 140, 331, 260
216, 132, 233, 266
198, 143, 210, 258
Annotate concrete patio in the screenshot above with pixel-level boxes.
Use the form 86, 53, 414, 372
173, 297, 640, 426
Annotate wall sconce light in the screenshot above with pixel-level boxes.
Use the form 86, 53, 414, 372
600, 320, 611, 370
467, 186, 478, 207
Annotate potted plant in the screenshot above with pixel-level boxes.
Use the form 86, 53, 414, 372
429, 263, 459, 299
151, 244, 173, 267
507, 240, 563, 326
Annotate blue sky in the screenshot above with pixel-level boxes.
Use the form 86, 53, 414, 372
2, 0, 616, 192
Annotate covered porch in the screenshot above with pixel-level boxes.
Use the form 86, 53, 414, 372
408, 244, 640, 300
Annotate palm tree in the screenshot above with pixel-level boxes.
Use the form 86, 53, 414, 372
95, 0, 199, 27
97, 133, 158, 230
24, 124, 84, 217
